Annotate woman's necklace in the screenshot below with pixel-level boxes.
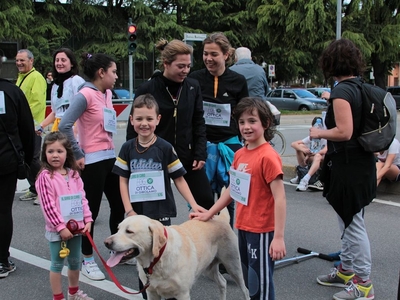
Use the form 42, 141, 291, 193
135, 135, 156, 154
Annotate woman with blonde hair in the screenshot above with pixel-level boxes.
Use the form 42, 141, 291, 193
126, 39, 214, 210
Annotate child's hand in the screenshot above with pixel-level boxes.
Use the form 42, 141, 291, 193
269, 237, 286, 261
82, 222, 92, 234
189, 211, 213, 222
59, 228, 73, 241
190, 204, 207, 214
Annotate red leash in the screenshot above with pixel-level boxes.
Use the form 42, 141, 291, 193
67, 220, 168, 295
84, 231, 144, 294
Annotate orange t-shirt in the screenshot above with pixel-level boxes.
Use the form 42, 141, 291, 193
232, 143, 283, 233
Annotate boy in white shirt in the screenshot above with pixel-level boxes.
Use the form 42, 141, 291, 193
290, 117, 327, 191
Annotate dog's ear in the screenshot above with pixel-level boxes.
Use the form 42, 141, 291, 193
149, 221, 167, 257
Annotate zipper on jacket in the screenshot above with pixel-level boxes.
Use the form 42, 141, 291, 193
166, 86, 183, 145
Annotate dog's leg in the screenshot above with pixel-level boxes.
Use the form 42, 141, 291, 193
204, 261, 227, 300
220, 254, 249, 300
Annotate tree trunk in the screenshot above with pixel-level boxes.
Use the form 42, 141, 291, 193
371, 53, 387, 89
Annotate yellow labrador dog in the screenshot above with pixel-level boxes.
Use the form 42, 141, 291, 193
104, 209, 249, 300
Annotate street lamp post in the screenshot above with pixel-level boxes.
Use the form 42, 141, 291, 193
336, 0, 342, 39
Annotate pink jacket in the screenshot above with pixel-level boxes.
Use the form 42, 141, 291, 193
36, 169, 93, 233
77, 87, 115, 154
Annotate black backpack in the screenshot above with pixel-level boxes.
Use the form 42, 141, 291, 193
350, 80, 397, 152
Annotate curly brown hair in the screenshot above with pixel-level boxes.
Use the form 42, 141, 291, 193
319, 38, 365, 79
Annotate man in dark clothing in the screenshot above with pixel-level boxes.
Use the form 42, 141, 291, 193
0, 59, 35, 278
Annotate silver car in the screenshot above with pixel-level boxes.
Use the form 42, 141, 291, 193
266, 88, 327, 111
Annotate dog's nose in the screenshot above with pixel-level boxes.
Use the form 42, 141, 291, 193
104, 237, 112, 248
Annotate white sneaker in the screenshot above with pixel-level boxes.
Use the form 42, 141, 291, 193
289, 176, 299, 184
68, 290, 94, 300
296, 179, 308, 191
81, 261, 105, 281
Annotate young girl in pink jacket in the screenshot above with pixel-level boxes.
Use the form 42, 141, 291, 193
36, 131, 93, 300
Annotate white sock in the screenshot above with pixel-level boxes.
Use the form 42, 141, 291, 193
83, 256, 94, 264
302, 174, 311, 182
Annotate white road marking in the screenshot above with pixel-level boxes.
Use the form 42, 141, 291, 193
9, 247, 142, 299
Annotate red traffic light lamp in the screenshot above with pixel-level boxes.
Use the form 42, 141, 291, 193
127, 23, 137, 54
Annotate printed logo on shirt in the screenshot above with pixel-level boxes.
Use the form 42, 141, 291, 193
223, 92, 229, 97
131, 158, 162, 171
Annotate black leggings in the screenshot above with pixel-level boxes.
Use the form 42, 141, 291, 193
80, 158, 125, 256
0, 171, 18, 265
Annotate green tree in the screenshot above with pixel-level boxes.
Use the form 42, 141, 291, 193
0, 0, 34, 41
341, 0, 400, 89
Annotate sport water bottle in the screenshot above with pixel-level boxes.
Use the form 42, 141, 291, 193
310, 119, 323, 153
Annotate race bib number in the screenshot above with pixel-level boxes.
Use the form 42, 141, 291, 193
103, 107, 117, 133
60, 193, 84, 221
129, 171, 165, 203
229, 167, 251, 206
203, 101, 231, 126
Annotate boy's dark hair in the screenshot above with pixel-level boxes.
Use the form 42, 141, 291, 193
234, 97, 275, 141
40, 131, 79, 178
79, 52, 115, 80
52, 48, 79, 79
311, 117, 323, 126
319, 38, 365, 79
130, 93, 160, 115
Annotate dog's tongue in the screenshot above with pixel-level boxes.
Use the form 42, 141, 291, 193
107, 251, 125, 267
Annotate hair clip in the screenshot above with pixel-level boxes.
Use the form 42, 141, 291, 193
86, 53, 93, 59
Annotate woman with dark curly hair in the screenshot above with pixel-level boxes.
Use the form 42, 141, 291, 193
310, 38, 376, 300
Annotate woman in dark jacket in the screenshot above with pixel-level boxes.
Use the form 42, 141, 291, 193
126, 39, 214, 210
0, 61, 35, 277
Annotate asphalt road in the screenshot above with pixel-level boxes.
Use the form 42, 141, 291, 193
1, 120, 399, 300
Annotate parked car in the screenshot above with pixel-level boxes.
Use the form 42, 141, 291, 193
386, 86, 400, 109
112, 88, 131, 99
307, 87, 331, 98
266, 88, 327, 111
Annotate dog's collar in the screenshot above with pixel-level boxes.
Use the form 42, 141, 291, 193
144, 227, 168, 276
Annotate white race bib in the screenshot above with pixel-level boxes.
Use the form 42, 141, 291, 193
203, 101, 231, 126
229, 167, 251, 206
103, 107, 117, 133
60, 193, 84, 221
129, 171, 165, 203
0, 91, 5, 114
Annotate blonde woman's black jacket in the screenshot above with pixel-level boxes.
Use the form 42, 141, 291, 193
0, 78, 35, 175
126, 73, 207, 167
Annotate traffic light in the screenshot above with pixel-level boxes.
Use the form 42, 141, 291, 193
127, 22, 137, 55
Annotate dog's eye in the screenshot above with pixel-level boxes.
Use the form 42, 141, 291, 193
126, 229, 134, 234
